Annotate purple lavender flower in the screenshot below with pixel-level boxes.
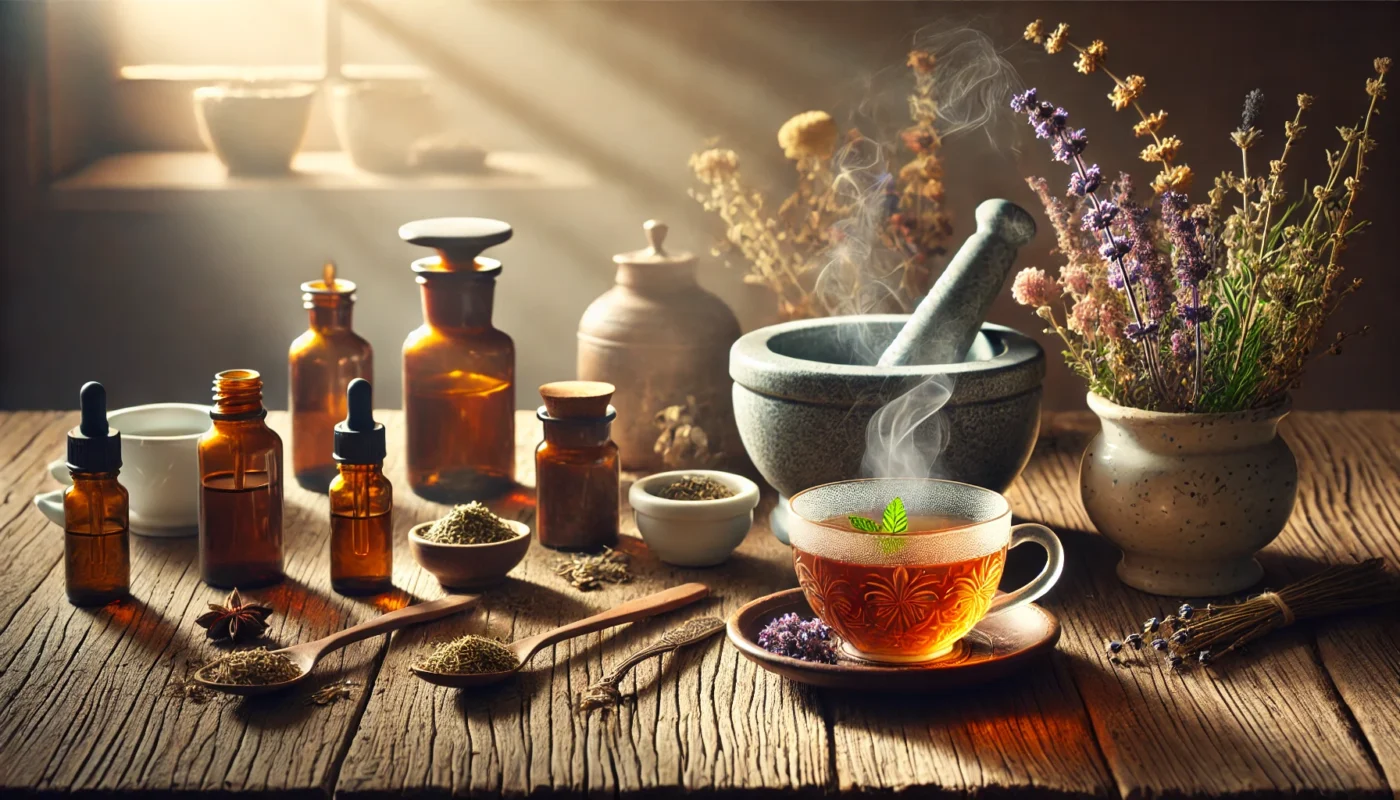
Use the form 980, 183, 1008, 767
1120, 202, 1175, 321
1125, 321, 1159, 341
1161, 192, 1212, 287
757, 613, 837, 664
1009, 88, 1038, 113
1082, 201, 1120, 231
1052, 128, 1088, 162
1179, 303, 1214, 323
1033, 104, 1068, 139
1099, 239, 1131, 261
1068, 165, 1102, 197
1171, 329, 1195, 360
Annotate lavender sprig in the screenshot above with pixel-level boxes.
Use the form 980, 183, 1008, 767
1012, 88, 1169, 401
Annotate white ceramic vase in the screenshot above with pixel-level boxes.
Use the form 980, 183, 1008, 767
1080, 392, 1297, 596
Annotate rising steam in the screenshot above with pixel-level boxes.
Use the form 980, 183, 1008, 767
861, 375, 956, 479
910, 25, 1022, 145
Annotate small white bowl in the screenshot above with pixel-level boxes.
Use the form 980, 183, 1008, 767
629, 470, 760, 567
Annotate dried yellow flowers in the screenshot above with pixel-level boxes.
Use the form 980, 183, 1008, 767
1075, 40, 1107, 74
1140, 135, 1182, 163
689, 148, 740, 186
1133, 111, 1168, 137
1151, 164, 1194, 193
1045, 23, 1070, 54
777, 111, 839, 161
1108, 75, 1146, 111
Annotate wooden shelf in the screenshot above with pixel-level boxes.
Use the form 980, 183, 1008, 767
47, 150, 594, 211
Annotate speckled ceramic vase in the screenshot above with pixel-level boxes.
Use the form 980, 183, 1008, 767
1080, 392, 1297, 597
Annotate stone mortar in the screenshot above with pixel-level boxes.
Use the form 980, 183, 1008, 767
731, 315, 1044, 543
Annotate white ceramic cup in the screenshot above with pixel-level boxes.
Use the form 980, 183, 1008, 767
33, 403, 211, 536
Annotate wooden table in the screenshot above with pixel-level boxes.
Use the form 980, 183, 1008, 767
0, 410, 1396, 799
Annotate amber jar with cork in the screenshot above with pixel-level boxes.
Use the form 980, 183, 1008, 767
63, 382, 131, 606
289, 261, 373, 493
199, 370, 284, 587
400, 218, 516, 503
535, 381, 620, 551
328, 379, 393, 595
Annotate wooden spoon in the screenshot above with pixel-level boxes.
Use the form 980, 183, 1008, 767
196, 594, 480, 696
412, 582, 709, 688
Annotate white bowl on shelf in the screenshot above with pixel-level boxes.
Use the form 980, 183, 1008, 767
629, 470, 760, 567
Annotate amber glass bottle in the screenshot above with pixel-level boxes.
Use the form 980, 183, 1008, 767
400, 218, 516, 502
329, 379, 393, 595
199, 370, 284, 587
535, 381, 620, 550
289, 262, 373, 493
64, 382, 131, 606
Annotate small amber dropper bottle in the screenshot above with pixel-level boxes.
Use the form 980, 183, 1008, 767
329, 378, 393, 595
199, 370, 284, 587
63, 382, 131, 606
290, 261, 373, 493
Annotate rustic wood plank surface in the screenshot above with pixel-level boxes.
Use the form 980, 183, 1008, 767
0, 409, 1396, 799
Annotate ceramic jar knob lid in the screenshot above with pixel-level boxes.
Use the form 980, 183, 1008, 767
540, 381, 616, 419
613, 219, 695, 266
399, 217, 513, 271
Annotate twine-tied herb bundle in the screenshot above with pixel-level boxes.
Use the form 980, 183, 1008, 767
1106, 558, 1398, 670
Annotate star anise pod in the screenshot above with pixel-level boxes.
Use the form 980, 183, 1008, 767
195, 588, 273, 644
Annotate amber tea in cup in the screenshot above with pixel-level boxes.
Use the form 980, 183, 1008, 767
788, 478, 1063, 664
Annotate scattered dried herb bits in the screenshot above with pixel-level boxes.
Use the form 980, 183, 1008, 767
423, 502, 517, 544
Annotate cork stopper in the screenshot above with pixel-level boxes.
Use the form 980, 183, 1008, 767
540, 381, 615, 419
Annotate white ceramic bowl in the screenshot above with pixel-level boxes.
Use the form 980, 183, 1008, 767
629, 470, 760, 567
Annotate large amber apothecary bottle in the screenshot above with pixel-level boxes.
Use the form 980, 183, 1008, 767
63, 382, 131, 606
199, 369, 284, 587
400, 218, 516, 503
289, 262, 373, 493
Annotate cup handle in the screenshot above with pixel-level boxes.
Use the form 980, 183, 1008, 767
34, 490, 66, 527
986, 523, 1064, 616
48, 458, 72, 486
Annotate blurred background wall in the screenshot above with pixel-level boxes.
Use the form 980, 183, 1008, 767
2, 0, 1396, 412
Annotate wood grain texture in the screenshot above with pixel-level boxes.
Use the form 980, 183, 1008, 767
0, 411, 401, 797
334, 412, 832, 798
1010, 413, 1392, 800
0, 410, 1397, 798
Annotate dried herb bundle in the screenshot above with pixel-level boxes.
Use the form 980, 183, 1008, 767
195, 588, 273, 644
654, 475, 735, 502
423, 502, 516, 545
417, 635, 520, 675
1106, 558, 1398, 670
555, 547, 632, 591
201, 647, 302, 686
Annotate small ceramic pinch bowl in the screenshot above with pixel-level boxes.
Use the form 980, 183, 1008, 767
409, 519, 531, 589
629, 470, 760, 567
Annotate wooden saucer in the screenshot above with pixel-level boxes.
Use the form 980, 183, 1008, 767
727, 588, 1060, 692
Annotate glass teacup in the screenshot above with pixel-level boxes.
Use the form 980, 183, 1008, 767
788, 478, 1064, 664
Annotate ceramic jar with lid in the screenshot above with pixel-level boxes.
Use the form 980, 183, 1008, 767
578, 220, 741, 471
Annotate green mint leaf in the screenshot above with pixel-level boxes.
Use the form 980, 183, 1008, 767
882, 497, 908, 534
848, 515, 882, 533
877, 535, 910, 555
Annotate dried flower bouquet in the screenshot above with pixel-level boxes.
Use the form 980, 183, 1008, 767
1012, 20, 1389, 412
690, 51, 953, 321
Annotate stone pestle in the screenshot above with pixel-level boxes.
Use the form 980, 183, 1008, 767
878, 199, 1037, 367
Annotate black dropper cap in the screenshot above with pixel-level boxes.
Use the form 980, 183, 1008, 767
334, 378, 386, 465
67, 382, 121, 473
